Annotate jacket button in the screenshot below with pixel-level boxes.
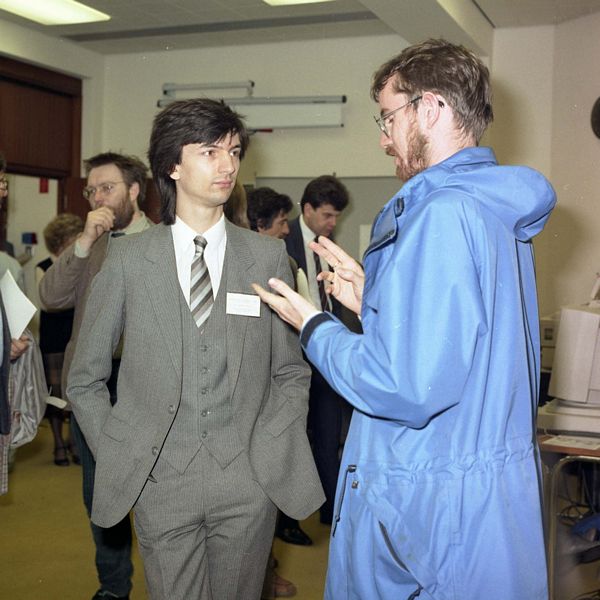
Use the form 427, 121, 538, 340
200, 367, 209, 374
201, 431, 208, 439
201, 388, 208, 395
151, 446, 159, 456
168, 405, 176, 414
201, 409, 208, 417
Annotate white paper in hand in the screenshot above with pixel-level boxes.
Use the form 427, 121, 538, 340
0, 270, 36, 338
46, 396, 68, 409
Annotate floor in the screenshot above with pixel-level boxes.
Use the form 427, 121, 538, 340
0, 422, 329, 600
5, 421, 599, 600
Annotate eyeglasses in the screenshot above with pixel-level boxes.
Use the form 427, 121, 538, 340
83, 181, 126, 201
374, 96, 423, 137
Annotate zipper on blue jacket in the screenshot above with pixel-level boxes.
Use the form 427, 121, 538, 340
332, 464, 356, 537
363, 197, 404, 260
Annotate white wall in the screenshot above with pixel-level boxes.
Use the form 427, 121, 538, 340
101, 35, 407, 182
547, 12, 600, 313
488, 14, 600, 315
489, 26, 554, 174
490, 26, 556, 316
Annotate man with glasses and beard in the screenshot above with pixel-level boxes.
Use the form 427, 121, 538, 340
254, 39, 555, 599
39, 152, 153, 600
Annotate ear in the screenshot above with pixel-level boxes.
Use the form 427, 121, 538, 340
128, 181, 140, 203
419, 91, 444, 129
169, 164, 181, 181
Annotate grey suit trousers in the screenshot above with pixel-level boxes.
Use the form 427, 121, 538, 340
133, 445, 277, 600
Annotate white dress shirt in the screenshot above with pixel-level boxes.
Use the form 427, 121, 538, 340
299, 214, 331, 311
171, 215, 227, 306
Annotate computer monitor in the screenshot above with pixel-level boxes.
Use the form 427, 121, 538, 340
538, 304, 600, 435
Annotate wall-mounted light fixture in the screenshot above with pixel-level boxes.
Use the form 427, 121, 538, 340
158, 81, 347, 130
161, 80, 255, 100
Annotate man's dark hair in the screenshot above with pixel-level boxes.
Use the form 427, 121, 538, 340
148, 98, 250, 225
246, 187, 293, 231
371, 38, 493, 143
300, 175, 349, 212
83, 152, 149, 205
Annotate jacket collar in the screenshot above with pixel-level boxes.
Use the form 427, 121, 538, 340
364, 147, 497, 260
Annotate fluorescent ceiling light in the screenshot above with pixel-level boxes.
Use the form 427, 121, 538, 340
0, 0, 110, 25
263, 0, 337, 5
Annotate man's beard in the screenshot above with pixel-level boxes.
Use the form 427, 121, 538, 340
389, 122, 429, 182
111, 195, 135, 231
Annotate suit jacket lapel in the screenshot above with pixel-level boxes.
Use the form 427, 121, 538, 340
286, 218, 307, 274
143, 224, 183, 379
224, 222, 255, 398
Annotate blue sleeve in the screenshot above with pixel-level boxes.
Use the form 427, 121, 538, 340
302, 194, 488, 428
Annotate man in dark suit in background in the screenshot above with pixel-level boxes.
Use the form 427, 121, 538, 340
284, 176, 358, 536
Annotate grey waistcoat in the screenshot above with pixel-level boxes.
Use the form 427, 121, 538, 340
159, 263, 244, 473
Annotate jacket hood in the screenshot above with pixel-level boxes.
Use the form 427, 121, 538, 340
401, 147, 556, 242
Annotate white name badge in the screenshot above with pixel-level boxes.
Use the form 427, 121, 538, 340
226, 292, 261, 317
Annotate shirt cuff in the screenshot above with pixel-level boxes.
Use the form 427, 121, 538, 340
74, 240, 90, 258
300, 312, 333, 347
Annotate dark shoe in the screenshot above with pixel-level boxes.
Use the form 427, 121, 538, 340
53, 446, 69, 467
91, 591, 129, 600
68, 442, 81, 465
276, 526, 312, 546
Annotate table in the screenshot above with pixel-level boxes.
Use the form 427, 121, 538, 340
539, 434, 600, 600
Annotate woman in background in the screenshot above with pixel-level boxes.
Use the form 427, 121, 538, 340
36, 213, 84, 466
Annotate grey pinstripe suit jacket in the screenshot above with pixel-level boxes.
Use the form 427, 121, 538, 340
66, 221, 324, 528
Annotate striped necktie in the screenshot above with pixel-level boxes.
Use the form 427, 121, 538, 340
313, 236, 329, 311
190, 235, 213, 329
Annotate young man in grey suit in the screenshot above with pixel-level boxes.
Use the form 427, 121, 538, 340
67, 98, 323, 600
39, 152, 153, 600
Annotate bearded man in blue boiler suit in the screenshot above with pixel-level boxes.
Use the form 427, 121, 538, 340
254, 39, 555, 600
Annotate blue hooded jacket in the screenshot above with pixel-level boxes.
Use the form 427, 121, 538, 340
301, 147, 555, 599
